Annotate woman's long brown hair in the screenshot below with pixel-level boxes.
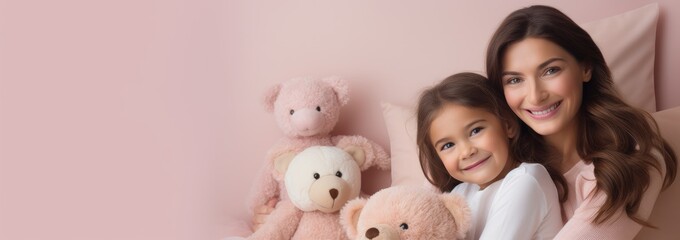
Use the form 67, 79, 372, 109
416, 72, 567, 200
486, 5, 677, 225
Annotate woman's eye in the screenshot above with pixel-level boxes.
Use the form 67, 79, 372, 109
470, 127, 483, 136
505, 77, 521, 85
545, 67, 560, 75
441, 142, 454, 151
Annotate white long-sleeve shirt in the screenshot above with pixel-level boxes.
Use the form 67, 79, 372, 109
451, 163, 563, 240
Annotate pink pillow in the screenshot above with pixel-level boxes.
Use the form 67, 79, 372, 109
637, 106, 680, 239
385, 4, 660, 186
581, 3, 658, 113
381, 102, 425, 186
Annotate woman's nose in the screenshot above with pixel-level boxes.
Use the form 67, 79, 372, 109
527, 79, 548, 104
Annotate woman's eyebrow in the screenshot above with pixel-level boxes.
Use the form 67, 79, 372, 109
537, 57, 566, 70
502, 57, 566, 77
502, 70, 521, 77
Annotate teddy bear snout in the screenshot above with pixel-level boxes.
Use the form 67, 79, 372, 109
291, 108, 324, 135
309, 175, 357, 213
329, 188, 338, 199
366, 227, 380, 239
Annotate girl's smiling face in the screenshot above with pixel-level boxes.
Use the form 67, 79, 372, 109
429, 103, 515, 189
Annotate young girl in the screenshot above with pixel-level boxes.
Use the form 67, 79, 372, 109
485, 5, 677, 239
416, 72, 564, 240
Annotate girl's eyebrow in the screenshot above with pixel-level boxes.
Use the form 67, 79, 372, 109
464, 119, 485, 130
501, 57, 566, 77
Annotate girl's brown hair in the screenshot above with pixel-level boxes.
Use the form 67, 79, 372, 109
486, 5, 677, 225
416, 72, 567, 199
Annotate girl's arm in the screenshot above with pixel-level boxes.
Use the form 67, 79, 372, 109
554, 154, 666, 239
480, 164, 563, 240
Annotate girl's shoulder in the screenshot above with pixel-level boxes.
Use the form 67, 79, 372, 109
502, 163, 558, 194
508, 162, 550, 178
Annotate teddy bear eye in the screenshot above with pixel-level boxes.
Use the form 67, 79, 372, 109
313, 173, 320, 179
316, 106, 321, 112
400, 223, 409, 230
289, 109, 295, 115
335, 171, 342, 178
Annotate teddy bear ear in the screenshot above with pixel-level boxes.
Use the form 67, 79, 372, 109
440, 193, 472, 239
273, 152, 297, 177
342, 145, 366, 168
340, 197, 367, 239
263, 83, 282, 113
322, 76, 349, 106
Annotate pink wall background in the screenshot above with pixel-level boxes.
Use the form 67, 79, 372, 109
1, 1, 678, 239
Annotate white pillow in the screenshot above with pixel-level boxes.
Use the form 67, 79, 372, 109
386, 4, 660, 186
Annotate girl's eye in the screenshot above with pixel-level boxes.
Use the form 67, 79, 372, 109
441, 142, 454, 151
470, 127, 483, 136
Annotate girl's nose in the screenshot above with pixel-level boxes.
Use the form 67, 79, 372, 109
458, 142, 477, 160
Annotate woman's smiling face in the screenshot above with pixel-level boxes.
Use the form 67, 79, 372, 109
501, 37, 591, 139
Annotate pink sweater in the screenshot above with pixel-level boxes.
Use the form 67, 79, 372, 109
554, 155, 666, 239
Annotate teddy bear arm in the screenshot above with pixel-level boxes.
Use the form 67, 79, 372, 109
440, 194, 472, 239
248, 201, 302, 240
247, 160, 281, 213
332, 135, 390, 171
247, 143, 299, 212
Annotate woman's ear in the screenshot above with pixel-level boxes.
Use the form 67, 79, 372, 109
505, 119, 518, 139
582, 63, 593, 83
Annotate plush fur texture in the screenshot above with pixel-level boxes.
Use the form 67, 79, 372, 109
247, 76, 391, 225
248, 146, 364, 240
284, 146, 362, 213
340, 186, 471, 240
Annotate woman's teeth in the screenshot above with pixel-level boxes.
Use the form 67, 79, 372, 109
530, 102, 559, 115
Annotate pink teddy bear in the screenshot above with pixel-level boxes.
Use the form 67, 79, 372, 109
247, 76, 390, 231
340, 185, 471, 240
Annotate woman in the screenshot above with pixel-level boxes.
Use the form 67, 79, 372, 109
486, 5, 677, 239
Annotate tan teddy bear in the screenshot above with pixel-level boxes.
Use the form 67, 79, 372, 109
340, 185, 471, 240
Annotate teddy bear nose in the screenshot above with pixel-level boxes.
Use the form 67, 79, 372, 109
365, 227, 379, 239
329, 188, 338, 199
291, 108, 323, 133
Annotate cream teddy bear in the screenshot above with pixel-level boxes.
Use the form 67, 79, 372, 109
246, 146, 365, 240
